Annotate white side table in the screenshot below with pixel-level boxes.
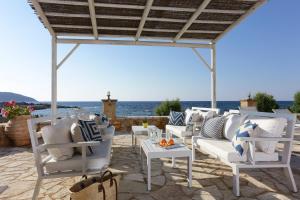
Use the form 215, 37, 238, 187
140, 139, 192, 191
131, 125, 157, 149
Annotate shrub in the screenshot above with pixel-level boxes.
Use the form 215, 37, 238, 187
155, 99, 181, 116
254, 92, 279, 112
290, 91, 300, 113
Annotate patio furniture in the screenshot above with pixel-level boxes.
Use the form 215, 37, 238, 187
192, 111, 298, 196
166, 107, 220, 143
140, 139, 192, 191
131, 125, 158, 149
27, 115, 114, 200
273, 109, 300, 128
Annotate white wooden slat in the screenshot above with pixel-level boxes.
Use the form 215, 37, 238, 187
174, 0, 212, 41
88, 0, 98, 39
136, 0, 154, 40
31, 0, 55, 36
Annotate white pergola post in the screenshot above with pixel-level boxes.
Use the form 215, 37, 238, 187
211, 43, 217, 108
51, 36, 57, 124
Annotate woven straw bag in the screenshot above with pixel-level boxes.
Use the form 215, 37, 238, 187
69, 170, 120, 200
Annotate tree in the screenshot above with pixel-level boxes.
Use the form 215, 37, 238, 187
254, 92, 279, 112
155, 99, 181, 116
290, 91, 300, 113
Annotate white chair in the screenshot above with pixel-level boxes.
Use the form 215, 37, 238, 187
273, 109, 300, 128
27, 116, 114, 200
192, 111, 298, 196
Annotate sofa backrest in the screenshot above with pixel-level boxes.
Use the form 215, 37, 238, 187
191, 107, 220, 115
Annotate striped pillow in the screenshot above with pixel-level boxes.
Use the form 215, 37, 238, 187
78, 120, 102, 141
200, 116, 225, 139
168, 111, 185, 126
232, 120, 257, 156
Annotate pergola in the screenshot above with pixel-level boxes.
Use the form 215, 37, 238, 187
28, 0, 266, 121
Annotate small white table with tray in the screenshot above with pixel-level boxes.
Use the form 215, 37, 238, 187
140, 139, 192, 191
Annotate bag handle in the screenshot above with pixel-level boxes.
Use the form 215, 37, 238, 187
100, 170, 114, 186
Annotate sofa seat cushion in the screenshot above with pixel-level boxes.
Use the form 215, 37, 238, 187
44, 139, 112, 173
196, 138, 278, 163
166, 125, 192, 137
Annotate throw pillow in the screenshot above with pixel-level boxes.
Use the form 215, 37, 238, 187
70, 123, 93, 155
168, 111, 185, 126
232, 120, 257, 156
78, 119, 102, 141
185, 109, 203, 125
90, 113, 109, 126
223, 114, 248, 140
249, 117, 287, 154
199, 110, 215, 121
41, 124, 74, 161
200, 116, 225, 139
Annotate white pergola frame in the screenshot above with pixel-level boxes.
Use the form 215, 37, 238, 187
29, 0, 266, 122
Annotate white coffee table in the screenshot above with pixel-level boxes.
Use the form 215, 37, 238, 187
131, 125, 157, 149
140, 139, 192, 191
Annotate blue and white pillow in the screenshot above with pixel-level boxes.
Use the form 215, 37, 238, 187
168, 111, 185, 126
232, 120, 257, 156
78, 119, 102, 141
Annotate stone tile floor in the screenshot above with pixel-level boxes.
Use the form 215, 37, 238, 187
1, 129, 300, 200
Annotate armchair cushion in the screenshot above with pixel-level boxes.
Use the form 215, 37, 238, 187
70, 123, 93, 155
200, 116, 225, 139
168, 111, 185, 126
78, 119, 102, 141
223, 114, 248, 140
41, 121, 74, 161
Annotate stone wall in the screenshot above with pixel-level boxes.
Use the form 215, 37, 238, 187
112, 116, 169, 132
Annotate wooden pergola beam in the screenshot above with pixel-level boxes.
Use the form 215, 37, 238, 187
31, 0, 55, 36
135, 0, 153, 40
174, 0, 212, 41
88, 0, 98, 39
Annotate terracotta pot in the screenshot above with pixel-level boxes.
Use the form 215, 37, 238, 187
5, 115, 31, 147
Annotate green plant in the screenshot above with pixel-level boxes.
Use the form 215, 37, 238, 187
290, 91, 300, 113
1, 100, 34, 120
155, 99, 181, 116
254, 92, 279, 112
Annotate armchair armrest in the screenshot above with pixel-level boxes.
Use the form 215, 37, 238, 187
37, 141, 101, 151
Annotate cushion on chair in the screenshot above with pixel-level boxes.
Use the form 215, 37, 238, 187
223, 114, 248, 140
70, 123, 93, 155
232, 120, 257, 156
44, 139, 112, 173
249, 117, 287, 154
168, 111, 185, 126
200, 116, 225, 139
78, 119, 102, 141
90, 113, 109, 126
41, 122, 74, 161
196, 138, 278, 163
184, 109, 202, 125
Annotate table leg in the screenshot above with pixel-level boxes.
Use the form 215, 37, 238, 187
140, 146, 143, 170
131, 131, 134, 147
172, 157, 176, 168
147, 157, 151, 191
188, 156, 192, 187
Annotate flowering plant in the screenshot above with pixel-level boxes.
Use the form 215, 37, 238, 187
0, 100, 34, 120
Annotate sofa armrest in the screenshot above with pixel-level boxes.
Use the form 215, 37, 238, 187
238, 136, 292, 142
102, 126, 115, 140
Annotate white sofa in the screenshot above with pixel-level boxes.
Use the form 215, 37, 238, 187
166, 107, 220, 143
192, 111, 298, 196
27, 114, 114, 200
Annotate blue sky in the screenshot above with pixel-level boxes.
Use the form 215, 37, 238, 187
0, 1, 299, 101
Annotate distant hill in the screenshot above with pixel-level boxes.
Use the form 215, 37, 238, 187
0, 92, 39, 103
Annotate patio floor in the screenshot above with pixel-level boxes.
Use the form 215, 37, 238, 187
1, 129, 300, 200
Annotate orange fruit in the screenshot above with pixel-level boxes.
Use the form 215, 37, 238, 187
160, 139, 167, 147
167, 138, 175, 146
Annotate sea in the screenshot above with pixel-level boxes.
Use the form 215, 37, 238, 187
32, 101, 293, 117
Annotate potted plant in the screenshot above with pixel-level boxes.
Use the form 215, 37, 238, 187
142, 118, 148, 128
1, 101, 34, 146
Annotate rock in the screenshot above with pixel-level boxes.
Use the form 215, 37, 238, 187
151, 185, 190, 200
257, 192, 293, 200
124, 173, 144, 182
151, 175, 165, 186
193, 185, 223, 200
119, 180, 148, 194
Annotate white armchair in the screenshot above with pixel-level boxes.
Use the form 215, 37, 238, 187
27, 116, 114, 200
